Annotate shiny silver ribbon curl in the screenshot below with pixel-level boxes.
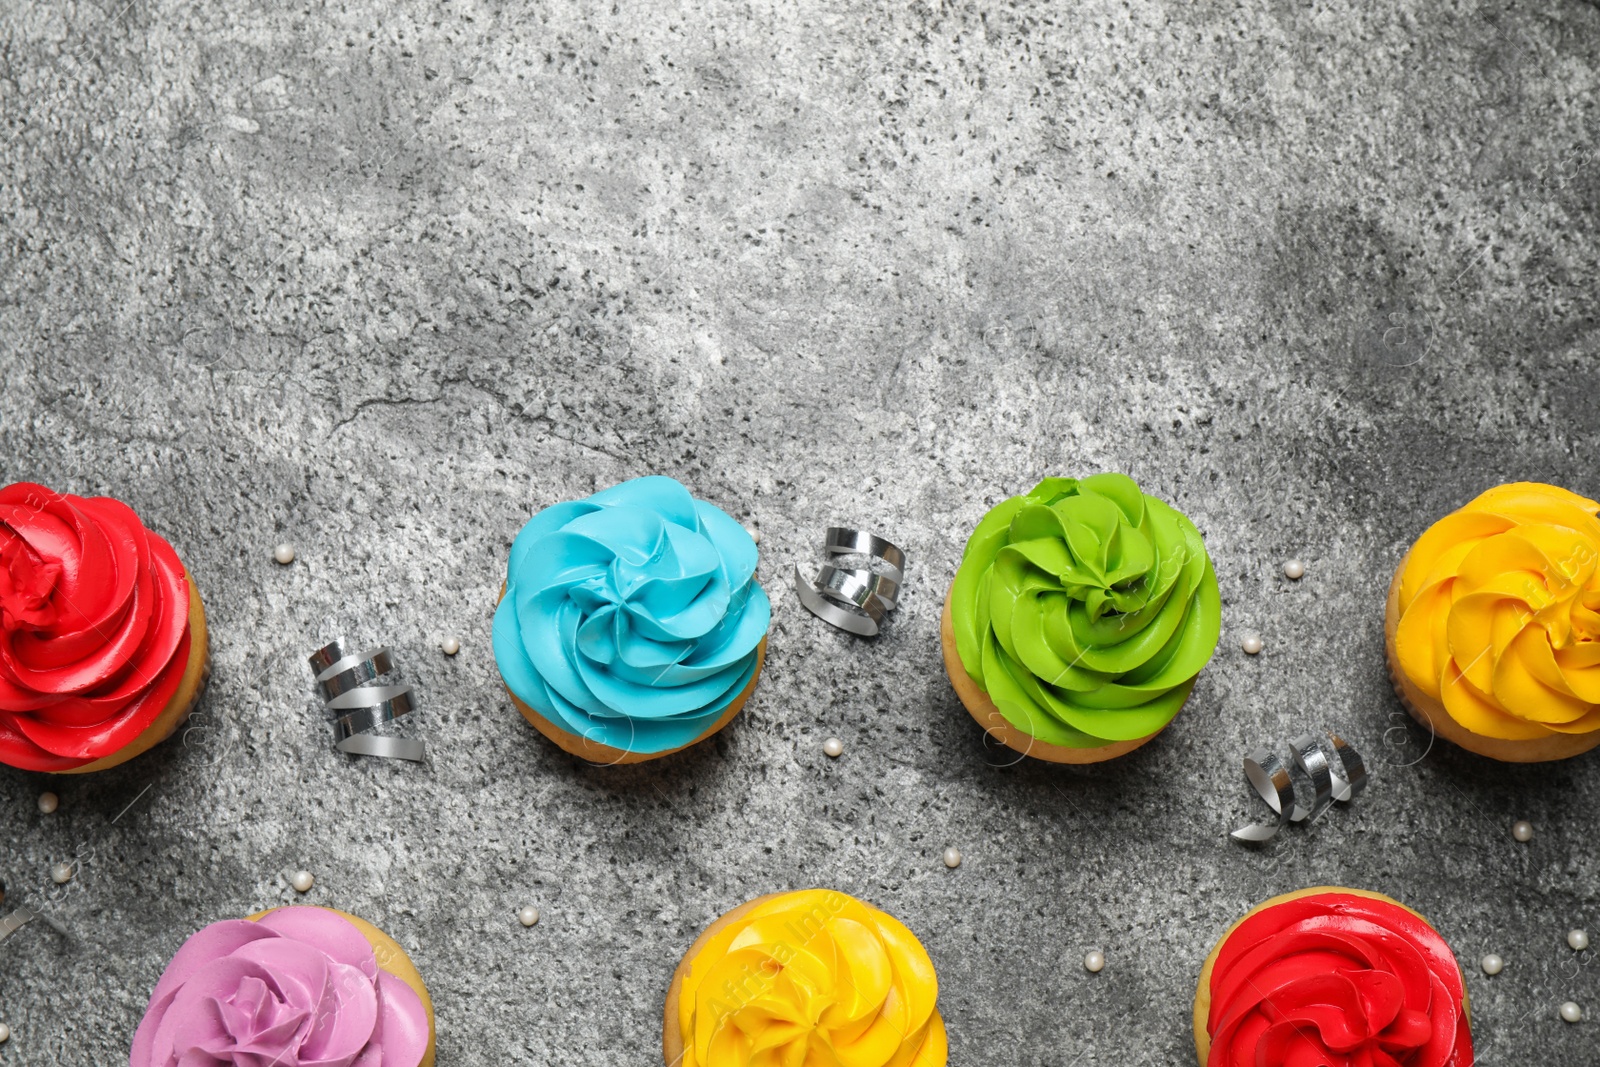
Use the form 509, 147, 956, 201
309, 641, 426, 762
1231, 731, 1367, 842
794, 527, 907, 637
825, 528, 906, 585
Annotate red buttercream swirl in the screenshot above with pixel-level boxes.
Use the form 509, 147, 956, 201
1206, 892, 1473, 1067
0, 483, 194, 771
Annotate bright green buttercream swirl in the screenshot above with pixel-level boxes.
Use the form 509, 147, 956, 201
950, 474, 1221, 748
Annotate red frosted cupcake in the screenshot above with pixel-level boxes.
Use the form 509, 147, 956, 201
1194, 887, 1473, 1066
0, 483, 209, 773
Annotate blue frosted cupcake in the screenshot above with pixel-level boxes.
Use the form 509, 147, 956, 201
493, 476, 770, 763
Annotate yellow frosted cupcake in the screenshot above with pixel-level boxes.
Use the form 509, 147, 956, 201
664, 889, 947, 1066
1386, 482, 1600, 762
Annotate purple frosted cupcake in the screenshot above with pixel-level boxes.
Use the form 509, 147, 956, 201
130, 906, 435, 1067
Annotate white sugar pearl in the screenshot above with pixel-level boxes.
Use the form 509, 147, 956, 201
1241, 633, 1264, 655
518, 906, 540, 927
746, 526, 761, 544
1513, 820, 1534, 842
1570, 929, 1590, 951
942, 847, 962, 869
1084, 950, 1105, 973
822, 737, 844, 758
37, 792, 58, 815
290, 870, 314, 893
1283, 559, 1305, 580
1560, 1001, 1582, 1023
0, 1023, 9, 1043
273, 543, 296, 565
441, 637, 461, 656
50, 862, 72, 885
1481, 954, 1504, 975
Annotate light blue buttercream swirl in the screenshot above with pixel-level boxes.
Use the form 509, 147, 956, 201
493, 476, 770, 754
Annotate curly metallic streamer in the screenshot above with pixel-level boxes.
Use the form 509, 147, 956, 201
309, 641, 426, 762
1231, 731, 1367, 842
795, 528, 908, 637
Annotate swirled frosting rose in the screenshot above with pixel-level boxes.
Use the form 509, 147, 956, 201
131, 908, 430, 1067
676, 890, 946, 1067
949, 474, 1221, 747
0, 483, 195, 772
1205, 891, 1473, 1067
493, 476, 769, 754
1394, 482, 1600, 741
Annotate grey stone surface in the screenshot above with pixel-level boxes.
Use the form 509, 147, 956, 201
2, 0, 1599, 1063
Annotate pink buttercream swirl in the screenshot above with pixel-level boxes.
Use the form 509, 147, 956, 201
131, 908, 429, 1067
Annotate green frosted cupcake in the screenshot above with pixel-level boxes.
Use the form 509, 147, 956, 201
939, 474, 1221, 763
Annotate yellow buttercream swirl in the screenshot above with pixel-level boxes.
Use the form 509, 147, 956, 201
677, 889, 947, 1067
1395, 482, 1600, 740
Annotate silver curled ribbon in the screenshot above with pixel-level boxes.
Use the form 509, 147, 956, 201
1231, 731, 1367, 842
794, 527, 907, 637
309, 641, 426, 762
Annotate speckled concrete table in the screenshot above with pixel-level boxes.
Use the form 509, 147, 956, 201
2, 1, 1598, 1064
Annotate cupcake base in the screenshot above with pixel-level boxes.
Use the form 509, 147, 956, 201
505, 638, 766, 766
662, 892, 782, 1066
1192, 886, 1469, 1066
940, 585, 1163, 764
1384, 556, 1600, 763
58, 575, 211, 775
249, 906, 437, 1067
